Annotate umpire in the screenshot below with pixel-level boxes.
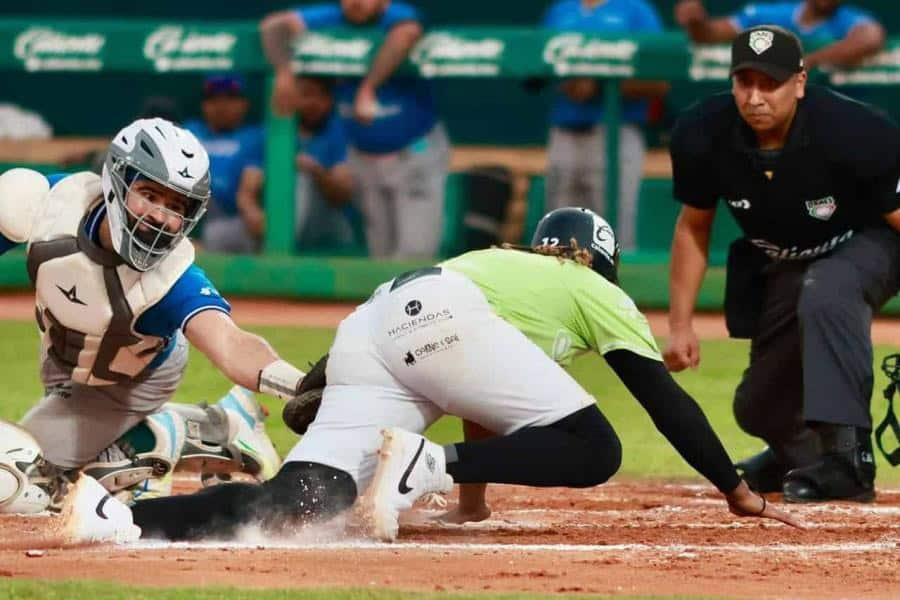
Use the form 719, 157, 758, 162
664, 25, 900, 502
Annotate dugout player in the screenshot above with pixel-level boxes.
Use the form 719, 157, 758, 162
122, 207, 801, 543
184, 73, 264, 253
542, 0, 669, 251
664, 26, 900, 502
261, 0, 450, 259
675, 0, 885, 71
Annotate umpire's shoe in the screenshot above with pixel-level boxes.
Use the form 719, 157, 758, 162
782, 426, 876, 503
734, 447, 787, 493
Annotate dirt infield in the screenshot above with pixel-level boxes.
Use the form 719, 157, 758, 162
2, 293, 899, 598
1, 482, 899, 598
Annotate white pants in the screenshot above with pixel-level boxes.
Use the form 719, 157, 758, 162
286, 268, 595, 490
349, 123, 450, 259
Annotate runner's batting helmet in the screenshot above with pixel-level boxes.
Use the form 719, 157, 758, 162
531, 207, 620, 283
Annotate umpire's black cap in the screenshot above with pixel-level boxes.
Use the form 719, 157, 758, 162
730, 25, 805, 82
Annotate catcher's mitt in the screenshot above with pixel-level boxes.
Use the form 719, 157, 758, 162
282, 353, 328, 435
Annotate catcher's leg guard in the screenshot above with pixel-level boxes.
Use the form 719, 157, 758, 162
82, 408, 187, 495
170, 387, 281, 481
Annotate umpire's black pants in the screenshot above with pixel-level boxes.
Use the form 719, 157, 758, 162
734, 226, 900, 455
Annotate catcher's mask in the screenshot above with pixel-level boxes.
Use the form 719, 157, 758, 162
101, 118, 210, 271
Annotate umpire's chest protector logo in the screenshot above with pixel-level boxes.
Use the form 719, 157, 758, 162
805, 196, 837, 221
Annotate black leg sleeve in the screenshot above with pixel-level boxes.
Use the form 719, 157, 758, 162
132, 462, 357, 541
447, 404, 622, 488
604, 350, 741, 494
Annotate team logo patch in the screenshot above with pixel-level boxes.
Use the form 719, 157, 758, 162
590, 215, 616, 260
749, 30, 774, 55
405, 300, 422, 316
805, 196, 837, 221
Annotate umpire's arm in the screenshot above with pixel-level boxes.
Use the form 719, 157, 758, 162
664, 204, 716, 372
666, 106, 720, 372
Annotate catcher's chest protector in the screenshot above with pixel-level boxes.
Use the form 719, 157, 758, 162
26, 172, 193, 386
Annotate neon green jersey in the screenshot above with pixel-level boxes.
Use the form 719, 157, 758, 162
441, 248, 661, 366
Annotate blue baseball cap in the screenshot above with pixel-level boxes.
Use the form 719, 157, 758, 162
203, 73, 245, 98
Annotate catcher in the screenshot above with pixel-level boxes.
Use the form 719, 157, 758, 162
0, 118, 310, 530
123, 207, 801, 543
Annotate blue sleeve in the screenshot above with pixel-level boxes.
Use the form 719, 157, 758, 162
135, 264, 231, 338
731, 3, 790, 30
183, 119, 204, 137
381, 2, 423, 29
242, 126, 265, 170
831, 6, 876, 38
46, 173, 69, 188
631, 0, 664, 32
326, 118, 349, 168
331, 136, 348, 167
295, 4, 345, 29
541, 1, 565, 27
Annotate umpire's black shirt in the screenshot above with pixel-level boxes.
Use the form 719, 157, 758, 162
670, 85, 900, 260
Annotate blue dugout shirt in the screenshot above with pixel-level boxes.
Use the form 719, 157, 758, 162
295, 2, 438, 153
731, 2, 875, 49
0, 173, 231, 368
298, 110, 349, 168
543, 0, 664, 128
184, 120, 263, 217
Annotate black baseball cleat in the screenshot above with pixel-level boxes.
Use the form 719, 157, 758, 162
782, 426, 876, 503
735, 447, 787, 493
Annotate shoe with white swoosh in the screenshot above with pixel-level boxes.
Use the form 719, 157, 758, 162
363, 428, 454, 542
59, 474, 140, 544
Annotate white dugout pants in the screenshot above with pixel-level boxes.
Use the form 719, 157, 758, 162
286, 267, 595, 490
545, 124, 645, 251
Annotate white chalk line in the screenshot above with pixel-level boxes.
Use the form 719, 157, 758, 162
503, 505, 900, 516
433, 516, 900, 531
126, 539, 900, 554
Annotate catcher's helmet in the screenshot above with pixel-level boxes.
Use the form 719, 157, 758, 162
531, 207, 619, 283
101, 118, 210, 271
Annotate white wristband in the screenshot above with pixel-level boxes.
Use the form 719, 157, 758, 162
258, 359, 306, 401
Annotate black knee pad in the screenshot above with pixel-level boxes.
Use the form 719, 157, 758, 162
551, 405, 622, 487
260, 461, 358, 525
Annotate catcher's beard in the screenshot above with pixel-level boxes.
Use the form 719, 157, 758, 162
129, 216, 179, 250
